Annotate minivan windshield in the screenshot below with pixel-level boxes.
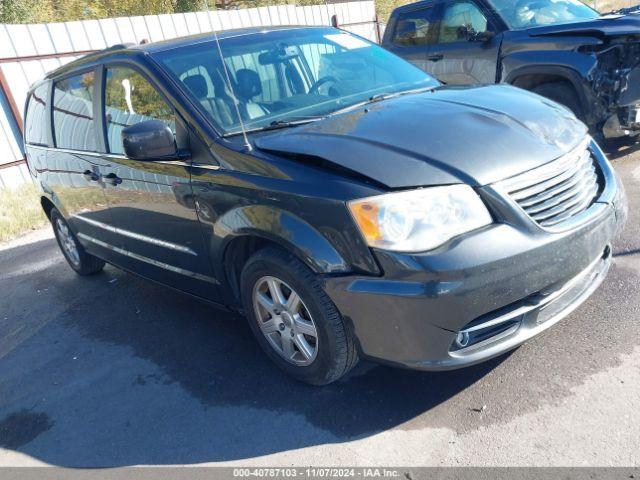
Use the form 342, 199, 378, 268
488, 0, 600, 29
154, 27, 439, 135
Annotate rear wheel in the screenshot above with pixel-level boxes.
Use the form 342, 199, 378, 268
241, 247, 358, 385
50, 208, 105, 275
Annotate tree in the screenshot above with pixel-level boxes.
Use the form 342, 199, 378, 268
0, 0, 329, 23
0, 0, 55, 23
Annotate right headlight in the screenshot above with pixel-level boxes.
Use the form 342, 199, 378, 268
348, 185, 492, 253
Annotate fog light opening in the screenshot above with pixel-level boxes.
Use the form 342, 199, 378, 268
456, 331, 470, 348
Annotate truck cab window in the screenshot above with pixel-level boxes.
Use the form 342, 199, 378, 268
392, 8, 434, 46
439, 1, 488, 43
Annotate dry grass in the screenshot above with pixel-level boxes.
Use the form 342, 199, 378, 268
0, 183, 48, 243
587, 0, 635, 11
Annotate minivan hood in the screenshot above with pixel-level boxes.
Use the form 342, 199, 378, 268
255, 85, 587, 189
527, 14, 640, 38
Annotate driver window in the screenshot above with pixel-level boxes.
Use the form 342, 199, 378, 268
439, 1, 488, 43
104, 67, 175, 154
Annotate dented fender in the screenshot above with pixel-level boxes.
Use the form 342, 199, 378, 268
215, 204, 351, 275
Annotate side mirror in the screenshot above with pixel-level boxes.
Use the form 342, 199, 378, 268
121, 120, 189, 161
472, 30, 495, 43
461, 25, 495, 43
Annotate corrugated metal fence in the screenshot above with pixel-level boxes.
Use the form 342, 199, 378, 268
0, 0, 378, 189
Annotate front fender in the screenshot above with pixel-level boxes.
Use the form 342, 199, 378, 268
502, 59, 603, 125
503, 58, 593, 97
215, 204, 351, 274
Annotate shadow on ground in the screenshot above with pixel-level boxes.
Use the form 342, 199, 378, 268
0, 236, 509, 466
1, 155, 639, 466
601, 136, 640, 160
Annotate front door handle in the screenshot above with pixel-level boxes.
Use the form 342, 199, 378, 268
427, 54, 444, 62
83, 170, 100, 182
102, 173, 122, 186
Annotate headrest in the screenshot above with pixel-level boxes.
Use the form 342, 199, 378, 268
183, 74, 209, 100
235, 68, 262, 102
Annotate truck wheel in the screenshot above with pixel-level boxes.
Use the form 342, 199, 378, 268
532, 82, 583, 120
241, 247, 358, 385
50, 208, 105, 275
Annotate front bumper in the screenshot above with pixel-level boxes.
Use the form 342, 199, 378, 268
323, 143, 626, 370
603, 65, 640, 138
603, 105, 640, 138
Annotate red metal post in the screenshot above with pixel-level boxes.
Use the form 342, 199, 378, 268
0, 49, 96, 64
0, 66, 24, 136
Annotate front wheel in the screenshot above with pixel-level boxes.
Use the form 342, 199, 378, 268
50, 208, 105, 275
241, 247, 358, 385
532, 81, 583, 120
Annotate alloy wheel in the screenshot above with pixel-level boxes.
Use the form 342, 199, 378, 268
56, 218, 81, 267
252, 275, 319, 366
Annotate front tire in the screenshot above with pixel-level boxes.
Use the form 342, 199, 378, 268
532, 81, 583, 120
50, 208, 105, 275
241, 247, 358, 385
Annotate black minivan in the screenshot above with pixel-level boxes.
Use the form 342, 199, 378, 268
25, 26, 626, 385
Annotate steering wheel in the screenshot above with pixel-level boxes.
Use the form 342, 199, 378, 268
308, 76, 337, 95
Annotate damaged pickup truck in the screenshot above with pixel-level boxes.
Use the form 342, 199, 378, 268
382, 0, 640, 140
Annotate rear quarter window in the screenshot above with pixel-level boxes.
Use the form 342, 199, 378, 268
25, 83, 49, 146
52, 71, 97, 151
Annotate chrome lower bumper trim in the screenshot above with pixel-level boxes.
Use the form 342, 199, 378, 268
451, 246, 612, 357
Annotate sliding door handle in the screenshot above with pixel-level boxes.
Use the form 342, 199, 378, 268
83, 170, 100, 182
102, 173, 122, 186
427, 54, 444, 62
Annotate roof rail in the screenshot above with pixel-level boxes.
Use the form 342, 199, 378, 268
75, 42, 135, 62
104, 43, 136, 51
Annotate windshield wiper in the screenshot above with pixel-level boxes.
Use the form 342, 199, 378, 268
225, 86, 436, 137
266, 118, 322, 129
330, 85, 437, 117
225, 116, 323, 136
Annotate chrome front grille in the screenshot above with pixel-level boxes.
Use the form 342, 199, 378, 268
496, 141, 602, 228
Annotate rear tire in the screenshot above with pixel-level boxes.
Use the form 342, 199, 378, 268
50, 208, 105, 276
532, 82, 583, 120
241, 247, 358, 385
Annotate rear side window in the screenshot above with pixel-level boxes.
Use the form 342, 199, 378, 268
25, 83, 49, 146
392, 7, 435, 46
53, 72, 97, 151
104, 67, 175, 155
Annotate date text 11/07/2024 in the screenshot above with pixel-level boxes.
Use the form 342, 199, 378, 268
232, 468, 402, 478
